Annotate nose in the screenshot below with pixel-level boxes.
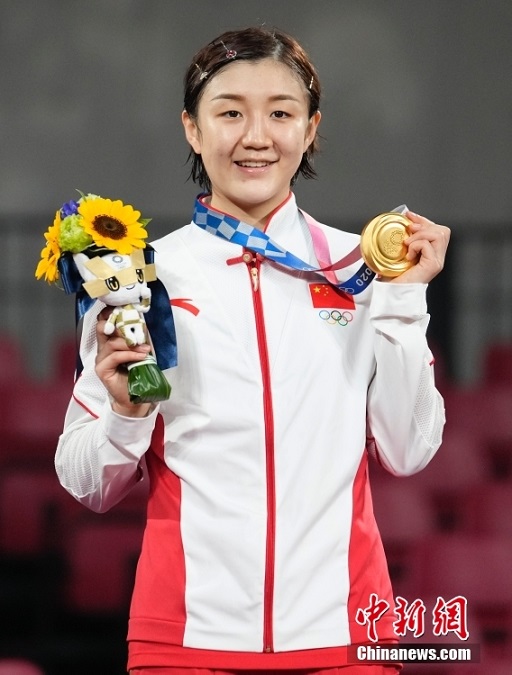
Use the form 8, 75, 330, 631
242, 113, 271, 149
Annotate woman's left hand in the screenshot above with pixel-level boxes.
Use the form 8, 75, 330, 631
390, 211, 451, 284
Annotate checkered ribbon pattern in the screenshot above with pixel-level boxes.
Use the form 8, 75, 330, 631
193, 196, 375, 295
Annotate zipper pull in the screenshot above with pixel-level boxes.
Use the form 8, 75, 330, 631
250, 265, 259, 292
242, 251, 260, 292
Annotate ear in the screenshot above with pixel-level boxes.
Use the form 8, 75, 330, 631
73, 252, 96, 282
182, 110, 202, 154
303, 110, 322, 152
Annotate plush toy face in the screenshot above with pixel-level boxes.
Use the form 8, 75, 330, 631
73, 249, 154, 308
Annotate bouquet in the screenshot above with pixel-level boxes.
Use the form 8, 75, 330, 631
35, 191, 175, 403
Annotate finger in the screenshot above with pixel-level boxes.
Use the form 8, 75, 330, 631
95, 322, 151, 367
405, 241, 429, 263
406, 239, 445, 272
406, 210, 437, 227
95, 309, 117, 348
97, 306, 114, 322
97, 334, 151, 359
405, 239, 427, 261
405, 227, 451, 251
406, 212, 451, 241
95, 344, 151, 387
96, 347, 150, 371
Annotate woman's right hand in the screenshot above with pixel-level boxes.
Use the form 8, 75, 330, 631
95, 307, 153, 417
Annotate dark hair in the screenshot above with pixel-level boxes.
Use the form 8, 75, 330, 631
183, 26, 321, 191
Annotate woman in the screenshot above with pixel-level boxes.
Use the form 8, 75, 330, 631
55, 26, 449, 674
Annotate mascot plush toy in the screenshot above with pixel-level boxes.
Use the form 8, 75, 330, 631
35, 192, 176, 403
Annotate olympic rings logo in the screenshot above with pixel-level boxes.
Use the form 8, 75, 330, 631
318, 310, 354, 326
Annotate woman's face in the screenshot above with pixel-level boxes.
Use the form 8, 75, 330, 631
182, 58, 321, 226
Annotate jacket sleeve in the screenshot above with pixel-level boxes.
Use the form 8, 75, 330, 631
54, 302, 159, 513
366, 280, 446, 476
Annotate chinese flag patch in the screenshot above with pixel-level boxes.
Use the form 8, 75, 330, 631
309, 283, 355, 309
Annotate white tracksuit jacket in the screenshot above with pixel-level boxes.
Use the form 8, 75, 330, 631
55, 194, 445, 670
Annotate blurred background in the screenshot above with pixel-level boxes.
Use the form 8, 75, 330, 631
0, 1, 511, 673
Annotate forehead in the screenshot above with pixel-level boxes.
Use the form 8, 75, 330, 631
202, 58, 308, 103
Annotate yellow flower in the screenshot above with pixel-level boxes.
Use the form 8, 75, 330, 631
78, 197, 148, 254
35, 210, 62, 282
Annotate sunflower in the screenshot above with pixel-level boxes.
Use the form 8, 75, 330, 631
78, 197, 148, 254
35, 210, 62, 282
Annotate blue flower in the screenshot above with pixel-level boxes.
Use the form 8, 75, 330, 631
60, 200, 79, 219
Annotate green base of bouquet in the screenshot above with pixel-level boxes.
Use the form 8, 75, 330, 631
127, 355, 171, 404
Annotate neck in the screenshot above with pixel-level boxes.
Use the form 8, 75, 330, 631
205, 193, 292, 231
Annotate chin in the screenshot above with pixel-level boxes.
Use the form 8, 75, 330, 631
236, 185, 287, 206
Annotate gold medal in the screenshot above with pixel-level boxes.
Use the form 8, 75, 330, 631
360, 212, 413, 277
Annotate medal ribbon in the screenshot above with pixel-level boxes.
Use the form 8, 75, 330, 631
193, 196, 375, 294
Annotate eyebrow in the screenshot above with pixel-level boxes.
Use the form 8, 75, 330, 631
209, 93, 302, 103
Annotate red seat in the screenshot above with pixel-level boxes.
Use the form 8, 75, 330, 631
2, 381, 72, 462
482, 342, 512, 386
409, 424, 486, 493
413, 533, 512, 607
0, 334, 27, 384
0, 335, 32, 452
481, 384, 512, 440
52, 333, 79, 383
446, 661, 510, 675
0, 467, 80, 555
460, 482, 512, 536
407, 533, 512, 666
63, 516, 144, 614
443, 383, 512, 442
400, 423, 487, 531
441, 386, 487, 442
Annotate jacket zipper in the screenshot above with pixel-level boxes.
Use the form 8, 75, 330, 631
244, 251, 276, 653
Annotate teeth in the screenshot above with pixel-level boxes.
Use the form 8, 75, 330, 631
237, 161, 269, 168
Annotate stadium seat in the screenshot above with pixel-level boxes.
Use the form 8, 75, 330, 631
63, 516, 144, 614
413, 533, 512, 607
0, 466, 80, 555
459, 482, 512, 536
482, 342, 512, 386
2, 381, 71, 462
0, 334, 27, 384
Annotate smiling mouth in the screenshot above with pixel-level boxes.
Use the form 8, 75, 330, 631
235, 160, 274, 168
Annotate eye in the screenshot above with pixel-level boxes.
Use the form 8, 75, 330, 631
224, 110, 241, 118
136, 268, 144, 283
105, 276, 120, 291
271, 110, 290, 119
